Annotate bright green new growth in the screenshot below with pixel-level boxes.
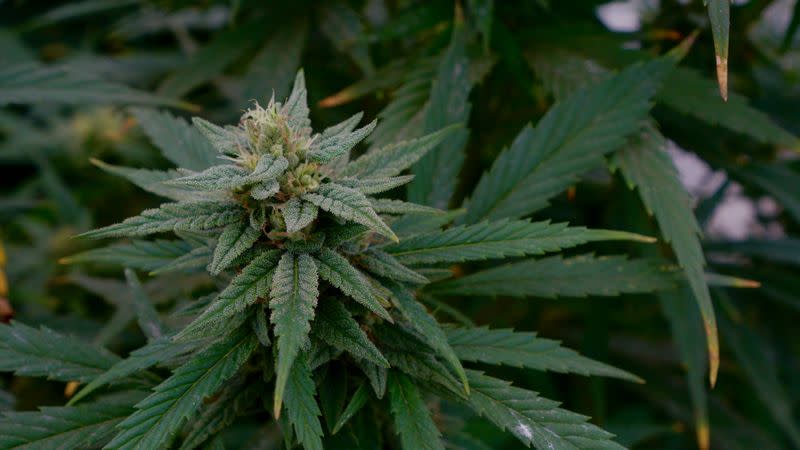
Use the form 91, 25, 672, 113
33, 67, 680, 450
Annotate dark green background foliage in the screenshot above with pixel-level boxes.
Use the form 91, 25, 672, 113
1, 0, 800, 449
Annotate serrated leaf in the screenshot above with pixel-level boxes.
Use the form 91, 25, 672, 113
308, 119, 376, 163
446, 327, 640, 382
430, 254, 677, 298
387, 282, 468, 394
251, 180, 280, 200
409, 19, 472, 209
358, 250, 429, 284
270, 253, 319, 417
0, 321, 119, 383
463, 370, 624, 450
304, 183, 397, 241
353, 358, 387, 399
386, 219, 653, 265
106, 327, 257, 449
283, 198, 319, 233
62, 239, 193, 272
0, 394, 144, 450
463, 58, 674, 224
90, 159, 206, 202
388, 371, 445, 450
282, 70, 311, 131
659, 68, 796, 147
167, 156, 288, 192
179, 380, 260, 450
69, 338, 197, 406
369, 199, 444, 216
131, 108, 219, 171
124, 269, 164, 342
312, 299, 389, 368
315, 248, 392, 321
283, 353, 324, 450
0, 63, 188, 108
208, 221, 261, 275
80, 201, 244, 239
192, 117, 243, 154
150, 245, 212, 275
365, 59, 435, 148
612, 125, 719, 386
338, 175, 415, 194
178, 250, 281, 340
321, 112, 364, 140
341, 126, 460, 179
332, 382, 370, 434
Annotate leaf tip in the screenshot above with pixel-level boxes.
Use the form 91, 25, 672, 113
715, 55, 728, 102
697, 420, 710, 450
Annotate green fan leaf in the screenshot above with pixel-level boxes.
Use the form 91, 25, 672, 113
408, 17, 473, 209
124, 268, 164, 342
69, 338, 197, 406
283, 353, 324, 450
358, 250, 429, 284
303, 183, 397, 241
167, 156, 288, 192
106, 327, 258, 449
312, 299, 389, 368
463, 370, 624, 450
388, 371, 446, 450
446, 327, 641, 382
79, 201, 244, 239
0, 321, 119, 383
270, 253, 320, 417
0, 63, 188, 108
308, 119, 376, 163
611, 124, 719, 385
314, 248, 392, 321
179, 381, 260, 450
283, 198, 320, 233
282, 70, 311, 130
131, 107, 220, 171
369, 199, 444, 216
338, 175, 415, 194
90, 159, 206, 202
386, 219, 653, 265
659, 69, 797, 147
0, 394, 145, 450
463, 58, 674, 224
177, 250, 281, 340
365, 59, 436, 148
331, 382, 370, 434
658, 285, 709, 450
387, 283, 468, 394
62, 239, 193, 272
208, 221, 262, 275
341, 125, 460, 179
430, 254, 677, 298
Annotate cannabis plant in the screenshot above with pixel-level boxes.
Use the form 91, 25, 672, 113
0, 61, 691, 450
